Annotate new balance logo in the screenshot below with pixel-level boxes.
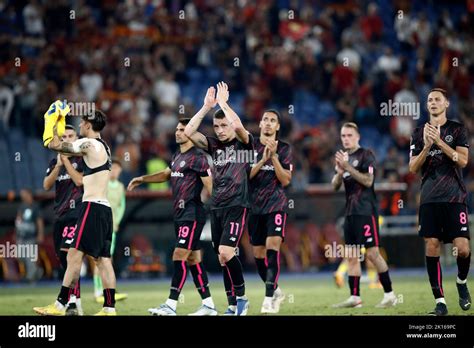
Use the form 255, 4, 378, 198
179, 239, 186, 244
461, 227, 468, 231
18, 322, 56, 341
275, 227, 282, 232
230, 237, 236, 242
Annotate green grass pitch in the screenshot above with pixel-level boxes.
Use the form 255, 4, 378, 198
0, 274, 472, 316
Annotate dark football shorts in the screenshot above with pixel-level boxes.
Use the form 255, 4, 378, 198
174, 221, 205, 250
210, 206, 248, 253
53, 210, 81, 255
343, 214, 380, 248
419, 203, 470, 243
248, 211, 287, 246
69, 201, 113, 258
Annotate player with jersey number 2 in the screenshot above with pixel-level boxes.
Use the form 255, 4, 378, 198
332, 122, 397, 309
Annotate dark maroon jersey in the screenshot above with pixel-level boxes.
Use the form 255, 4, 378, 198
250, 137, 293, 214
342, 147, 378, 216
205, 134, 254, 209
170, 147, 210, 222
45, 157, 84, 218
410, 119, 469, 205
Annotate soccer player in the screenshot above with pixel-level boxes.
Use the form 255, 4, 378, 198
93, 158, 128, 304
34, 110, 118, 316
15, 188, 44, 282
128, 118, 217, 316
248, 109, 292, 313
332, 122, 397, 308
184, 82, 253, 315
409, 88, 471, 316
43, 124, 84, 314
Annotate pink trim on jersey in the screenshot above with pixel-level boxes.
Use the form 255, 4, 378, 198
73, 280, 80, 297
178, 260, 187, 290
225, 265, 235, 296
371, 215, 379, 246
437, 261, 444, 297
196, 263, 205, 292
75, 202, 91, 249
187, 221, 197, 250
236, 208, 247, 246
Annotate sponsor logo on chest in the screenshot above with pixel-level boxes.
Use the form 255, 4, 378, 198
171, 158, 186, 177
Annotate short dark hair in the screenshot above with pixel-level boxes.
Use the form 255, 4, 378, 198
82, 110, 107, 132
111, 157, 122, 167
263, 109, 281, 123
429, 88, 449, 100
214, 109, 225, 119
178, 118, 191, 126
65, 124, 76, 132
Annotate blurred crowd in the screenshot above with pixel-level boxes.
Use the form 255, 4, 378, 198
1, 0, 474, 210
2, 0, 474, 277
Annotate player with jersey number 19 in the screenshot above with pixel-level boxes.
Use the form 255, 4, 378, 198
128, 118, 217, 316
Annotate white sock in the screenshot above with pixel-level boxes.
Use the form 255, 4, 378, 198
263, 296, 273, 305
228, 305, 237, 310
202, 297, 215, 308
457, 277, 467, 285
435, 298, 446, 305
68, 295, 77, 304
103, 307, 116, 313
166, 299, 177, 311
384, 291, 394, 298
274, 287, 282, 296
236, 295, 247, 300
